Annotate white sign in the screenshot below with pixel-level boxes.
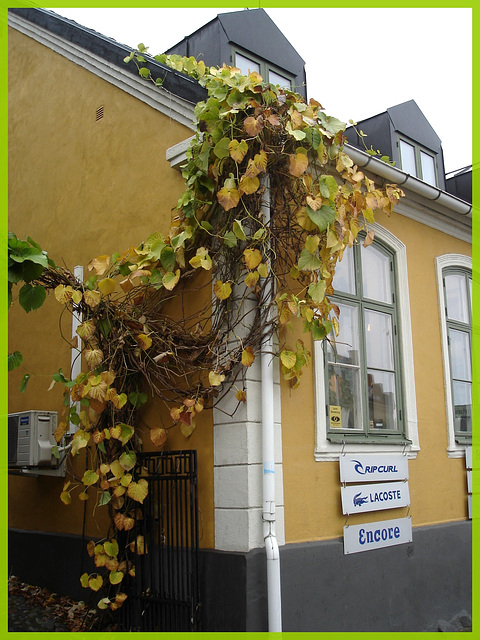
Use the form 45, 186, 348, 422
339, 453, 409, 483
344, 516, 412, 554
468, 494, 472, 520
465, 446, 472, 470
467, 470, 472, 494
341, 481, 410, 515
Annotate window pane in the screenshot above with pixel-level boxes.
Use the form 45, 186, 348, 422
332, 248, 355, 295
361, 244, 392, 303
453, 381, 472, 433
268, 69, 291, 89
445, 273, 469, 323
328, 364, 362, 430
327, 303, 359, 365
420, 151, 436, 185
365, 309, 394, 370
368, 370, 398, 431
399, 140, 416, 176
235, 53, 260, 76
449, 329, 472, 381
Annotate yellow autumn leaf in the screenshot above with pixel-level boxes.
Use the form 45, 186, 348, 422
87, 255, 110, 275
243, 248, 262, 270
98, 277, 116, 296
71, 429, 90, 456
129, 535, 145, 555
84, 348, 104, 369
162, 269, 180, 291
109, 571, 124, 585
257, 262, 269, 278
236, 389, 247, 403
82, 469, 99, 486
241, 347, 255, 367
228, 138, 248, 163
296, 206, 317, 232
84, 290, 102, 308
180, 420, 196, 438
209, 370, 225, 387
76, 320, 96, 341
54, 421, 67, 443
238, 174, 260, 196
60, 490, 71, 505
110, 459, 125, 479
289, 152, 309, 177
150, 427, 167, 447
306, 195, 323, 211
217, 186, 240, 211
88, 575, 103, 592
364, 229, 375, 247
127, 479, 149, 504
244, 271, 260, 288
54, 285, 75, 305
79, 491, 89, 501
137, 333, 152, 350
244, 115, 264, 136
280, 350, 297, 370
213, 280, 232, 300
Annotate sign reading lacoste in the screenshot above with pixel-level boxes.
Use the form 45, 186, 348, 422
341, 481, 410, 515
344, 516, 412, 554
339, 453, 409, 483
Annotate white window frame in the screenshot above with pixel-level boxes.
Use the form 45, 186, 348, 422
232, 48, 293, 90
398, 135, 438, 186
314, 223, 419, 461
435, 253, 472, 458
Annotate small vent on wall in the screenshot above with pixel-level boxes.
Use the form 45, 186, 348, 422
96, 106, 104, 122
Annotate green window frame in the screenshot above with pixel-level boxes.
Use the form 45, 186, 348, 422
232, 48, 293, 90
443, 267, 472, 443
398, 136, 438, 186
325, 239, 406, 444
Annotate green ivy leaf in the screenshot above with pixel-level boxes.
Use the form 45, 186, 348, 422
8, 351, 23, 372
223, 231, 237, 248
305, 205, 336, 232
297, 249, 322, 271
19, 374, 30, 393
18, 283, 46, 313
308, 281, 326, 303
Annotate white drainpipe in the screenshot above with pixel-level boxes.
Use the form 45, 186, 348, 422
261, 176, 282, 632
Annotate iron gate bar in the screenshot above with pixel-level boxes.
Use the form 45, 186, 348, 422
120, 450, 200, 631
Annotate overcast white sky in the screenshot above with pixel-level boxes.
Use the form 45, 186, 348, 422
54, 7, 472, 174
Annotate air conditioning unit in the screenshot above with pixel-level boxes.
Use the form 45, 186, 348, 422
8, 410, 61, 469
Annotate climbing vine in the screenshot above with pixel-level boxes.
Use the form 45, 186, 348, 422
8, 49, 404, 614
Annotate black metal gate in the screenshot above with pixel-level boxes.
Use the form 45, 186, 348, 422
120, 450, 201, 631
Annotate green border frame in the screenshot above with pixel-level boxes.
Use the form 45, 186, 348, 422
1, 2, 476, 639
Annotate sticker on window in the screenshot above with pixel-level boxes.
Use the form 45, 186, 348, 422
330, 405, 342, 428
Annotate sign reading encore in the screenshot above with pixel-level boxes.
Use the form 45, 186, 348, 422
344, 517, 412, 554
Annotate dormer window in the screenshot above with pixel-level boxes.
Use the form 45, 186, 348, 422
398, 137, 437, 186
233, 50, 292, 90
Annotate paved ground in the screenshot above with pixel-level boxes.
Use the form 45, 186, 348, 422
8, 576, 99, 632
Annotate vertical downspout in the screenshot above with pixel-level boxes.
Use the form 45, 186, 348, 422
261, 176, 282, 632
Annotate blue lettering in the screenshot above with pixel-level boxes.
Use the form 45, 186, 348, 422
374, 530, 381, 542
359, 529, 366, 545
357, 524, 402, 546
394, 526, 400, 538
353, 460, 365, 474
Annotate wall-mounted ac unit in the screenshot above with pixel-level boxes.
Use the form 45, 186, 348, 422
8, 410, 61, 469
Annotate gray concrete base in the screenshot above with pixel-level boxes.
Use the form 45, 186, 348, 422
9, 520, 471, 632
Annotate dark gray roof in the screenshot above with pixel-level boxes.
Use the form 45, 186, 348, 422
9, 7, 207, 105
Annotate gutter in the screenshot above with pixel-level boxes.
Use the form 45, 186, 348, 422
345, 144, 472, 218
261, 176, 282, 632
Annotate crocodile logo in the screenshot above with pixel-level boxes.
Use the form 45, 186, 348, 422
353, 492, 369, 507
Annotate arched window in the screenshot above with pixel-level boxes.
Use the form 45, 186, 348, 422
314, 224, 419, 460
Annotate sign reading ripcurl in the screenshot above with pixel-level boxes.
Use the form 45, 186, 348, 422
339, 453, 409, 484
344, 517, 412, 554
341, 480, 410, 515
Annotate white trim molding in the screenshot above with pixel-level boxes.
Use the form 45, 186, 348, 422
314, 222, 419, 461
435, 253, 472, 458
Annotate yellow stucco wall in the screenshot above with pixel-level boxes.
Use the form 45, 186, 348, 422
281, 209, 471, 543
8, 29, 214, 547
